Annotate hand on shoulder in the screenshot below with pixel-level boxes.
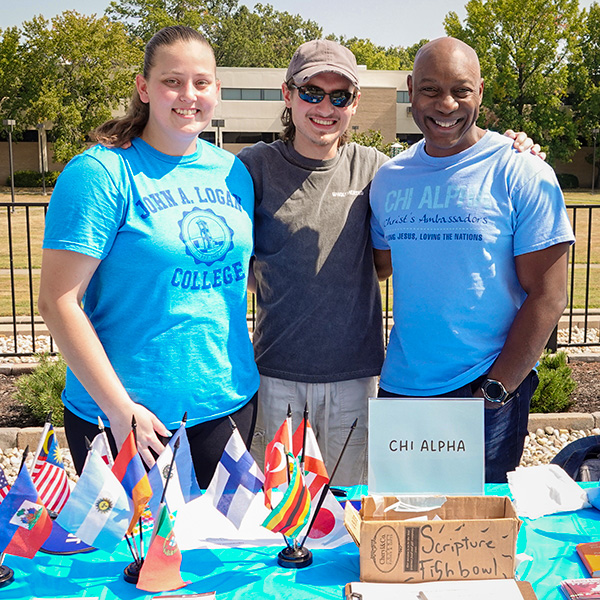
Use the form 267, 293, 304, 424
504, 129, 547, 161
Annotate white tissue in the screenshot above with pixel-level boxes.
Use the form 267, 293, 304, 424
508, 464, 590, 519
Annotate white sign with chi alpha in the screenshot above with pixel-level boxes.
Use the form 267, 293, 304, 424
368, 397, 485, 495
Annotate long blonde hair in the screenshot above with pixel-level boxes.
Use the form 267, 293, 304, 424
91, 26, 213, 146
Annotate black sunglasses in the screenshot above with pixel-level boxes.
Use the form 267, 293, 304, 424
288, 84, 357, 108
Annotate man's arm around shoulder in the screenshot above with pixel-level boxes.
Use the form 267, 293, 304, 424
374, 249, 392, 281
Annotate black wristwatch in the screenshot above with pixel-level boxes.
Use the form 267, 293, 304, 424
481, 378, 510, 404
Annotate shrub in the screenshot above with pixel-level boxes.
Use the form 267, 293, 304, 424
8, 170, 60, 188
530, 351, 577, 413
556, 173, 579, 189
15, 354, 66, 426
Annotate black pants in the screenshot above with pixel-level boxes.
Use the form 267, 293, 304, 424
64, 393, 258, 489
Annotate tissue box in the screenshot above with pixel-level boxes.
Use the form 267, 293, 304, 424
344, 495, 521, 583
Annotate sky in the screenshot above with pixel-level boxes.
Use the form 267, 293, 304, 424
1, 0, 596, 49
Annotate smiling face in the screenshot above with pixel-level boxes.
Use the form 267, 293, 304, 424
283, 72, 359, 161
408, 38, 485, 157
136, 39, 220, 156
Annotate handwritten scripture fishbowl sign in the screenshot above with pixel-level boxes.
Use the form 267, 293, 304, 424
368, 397, 484, 495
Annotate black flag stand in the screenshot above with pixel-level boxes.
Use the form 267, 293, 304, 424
123, 417, 144, 583
0, 552, 13, 587
277, 403, 313, 569
277, 540, 312, 569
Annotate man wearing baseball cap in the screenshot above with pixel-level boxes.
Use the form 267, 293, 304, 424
239, 39, 538, 484
239, 40, 386, 484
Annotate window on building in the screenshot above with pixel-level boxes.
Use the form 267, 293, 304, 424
397, 91, 410, 103
223, 132, 279, 144
396, 133, 423, 145
221, 88, 242, 100
221, 88, 283, 101
263, 88, 283, 101
199, 131, 216, 144
241, 89, 261, 101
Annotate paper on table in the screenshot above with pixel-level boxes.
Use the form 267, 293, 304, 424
346, 578, 523, 600
174, 490, 352, 550
508, 464, 590, 518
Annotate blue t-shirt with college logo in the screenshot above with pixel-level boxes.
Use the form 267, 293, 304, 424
43, 137, 259, 427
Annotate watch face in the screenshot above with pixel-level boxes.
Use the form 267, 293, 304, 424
485, 381, 503, 400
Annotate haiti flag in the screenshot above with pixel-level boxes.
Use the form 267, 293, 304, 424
0, 463, 52, 558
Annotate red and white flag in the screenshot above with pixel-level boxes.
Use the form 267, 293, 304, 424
88, 417, 114, 467
263, 414, 292, 509
292, 419, 329, 501
291, 417, 350, 548
301, 487, 352, 549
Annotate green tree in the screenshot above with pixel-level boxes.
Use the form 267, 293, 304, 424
349, 129, 407, 157
106, 0, 322, 67
106, 0, 238, 41
0, 27, 25, 126
572, 2, 600, 187
17, 11, 143, 162
444, 0, 583, 163
330, 36, 427, 71
337, 37, 402, 70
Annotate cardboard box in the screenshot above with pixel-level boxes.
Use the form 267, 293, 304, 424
344, 495, 521, 583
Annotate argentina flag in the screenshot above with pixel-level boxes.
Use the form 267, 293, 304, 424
57, 449, 132, 553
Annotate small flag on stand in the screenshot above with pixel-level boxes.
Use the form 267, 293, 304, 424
57, 449, 132, 554
148, 424, 201, 518
0, 463, 52, 558
264, 412, 293, 510
31, 422, 70, 514
112, 430, 153, 534
0, 465, 10, 502
204, 425, 264, 529
262, 452, 311, 539
136, 502, 188, 593
292, 419, 329, 501
88, 417, 113, 467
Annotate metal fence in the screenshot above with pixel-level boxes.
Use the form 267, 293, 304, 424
0, 201, 598, 359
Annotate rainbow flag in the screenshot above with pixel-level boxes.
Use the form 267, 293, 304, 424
261, 452, 311, 539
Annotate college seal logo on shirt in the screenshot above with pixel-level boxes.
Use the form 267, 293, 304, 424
178, 207, 234, 266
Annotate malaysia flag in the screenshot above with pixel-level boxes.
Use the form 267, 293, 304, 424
32, 423, 71, 513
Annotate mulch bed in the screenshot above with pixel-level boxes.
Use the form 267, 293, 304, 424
1, 361, 600, 428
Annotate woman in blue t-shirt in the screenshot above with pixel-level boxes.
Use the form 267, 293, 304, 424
39, 25, 259, 487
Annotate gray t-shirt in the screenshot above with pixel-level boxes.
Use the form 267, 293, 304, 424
238, 140, 388, 383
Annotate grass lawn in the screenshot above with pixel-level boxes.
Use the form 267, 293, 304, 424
1, 187, 600, 318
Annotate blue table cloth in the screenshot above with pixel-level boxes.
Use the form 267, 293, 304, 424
2, 484, 598, 599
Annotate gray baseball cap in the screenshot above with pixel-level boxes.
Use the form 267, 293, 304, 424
286, 40, 360, 89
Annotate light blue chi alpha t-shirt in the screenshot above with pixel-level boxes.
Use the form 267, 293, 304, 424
43, 138, 259, 428
369, 131, 574, 396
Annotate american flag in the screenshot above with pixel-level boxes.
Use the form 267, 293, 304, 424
0, 464, 10, 501
31, 424, 70, 513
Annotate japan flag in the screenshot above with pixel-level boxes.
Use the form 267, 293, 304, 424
300, 487, 353, 549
